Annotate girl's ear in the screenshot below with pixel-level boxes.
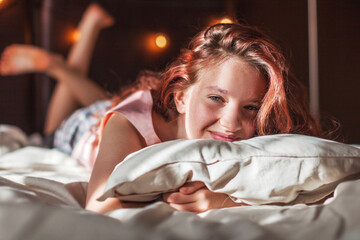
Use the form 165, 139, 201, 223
173, 90, 186, 114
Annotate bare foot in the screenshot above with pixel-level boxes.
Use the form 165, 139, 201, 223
80, 3, 115, 30
0, 44, 64, 75
65, 3, 115, 73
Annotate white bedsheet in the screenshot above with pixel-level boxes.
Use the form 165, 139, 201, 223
0, 146, 359, 240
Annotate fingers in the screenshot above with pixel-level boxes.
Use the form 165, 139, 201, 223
163, 190, 198, 204
166, 189, 229, 213
164, 189, 212, 213
163, 188, 229, 213
178, 181, 206, 194
162, 181, 240, 213
163, 181, 207, 203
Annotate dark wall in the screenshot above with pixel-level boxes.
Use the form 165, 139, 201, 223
0, 0, 37, 133
33, 0, 231, 91
235, 0, 310, 90
317, 0, 360, 143
0, 0, 359, 143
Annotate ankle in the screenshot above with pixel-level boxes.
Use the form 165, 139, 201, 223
45, 54, 66, 78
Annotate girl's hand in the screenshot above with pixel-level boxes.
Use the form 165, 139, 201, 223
177, 181, 205, 194
162, 181, 247, 213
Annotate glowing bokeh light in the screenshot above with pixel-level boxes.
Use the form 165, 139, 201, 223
210, 16, 234, 26
145, 32, 169, 53
70, 29, 81, 43
0, 0, 3, 4
155, 34, 167, 48
220, 17, 233, 24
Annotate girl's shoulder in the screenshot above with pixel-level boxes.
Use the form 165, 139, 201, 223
111, 90, 153, 113
101, 113, 146, 148
101, 90, 161, 146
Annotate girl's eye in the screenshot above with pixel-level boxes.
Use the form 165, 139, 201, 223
245, 105, 260, 111
209, 95, 224, 102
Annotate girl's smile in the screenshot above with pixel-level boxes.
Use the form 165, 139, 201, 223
208, 131, 241, 142
175, 58, 266, 141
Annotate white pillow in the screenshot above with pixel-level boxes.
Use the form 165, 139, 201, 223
99, 134, 360, 205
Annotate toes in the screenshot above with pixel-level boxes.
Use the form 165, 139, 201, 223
83, 3, 115, 28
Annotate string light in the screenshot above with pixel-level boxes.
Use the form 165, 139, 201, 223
1, 0, 21, 13
220, 17, 233, 24
155, 34, 167, 48
210, 16, 234, 26
146, 32, 169, 53
70, 29, 81, 43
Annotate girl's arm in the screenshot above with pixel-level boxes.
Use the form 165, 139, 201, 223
85, 113, 144, 213
162, 181, 248, 213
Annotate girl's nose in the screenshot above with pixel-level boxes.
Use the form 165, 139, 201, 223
219, 109, 242, 132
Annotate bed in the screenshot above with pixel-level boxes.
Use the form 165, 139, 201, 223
1, 125, 360, 240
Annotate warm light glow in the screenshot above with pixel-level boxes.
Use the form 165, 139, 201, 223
220, 17, 233, 24
210, 16, 234, 26
70, 29, 81, 43
145, 32, 169, 53
155, 34, 167, 48
0, 0, 3, 4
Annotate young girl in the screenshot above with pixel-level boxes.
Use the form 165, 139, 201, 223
1, 7, 322, 213
85, 23, 322, 213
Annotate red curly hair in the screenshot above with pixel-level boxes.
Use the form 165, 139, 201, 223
154, 23, 322, 137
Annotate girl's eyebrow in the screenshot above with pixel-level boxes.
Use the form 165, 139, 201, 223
204, 85, 228, 94
251, 99, 263, 104
205, 85, 263, 103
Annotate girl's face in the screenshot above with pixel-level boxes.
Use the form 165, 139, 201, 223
175, 58, 266, 141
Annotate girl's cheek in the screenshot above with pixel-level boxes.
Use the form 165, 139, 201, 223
200, 103, 220, 120
242, 108, 258, 119
202, 99, 222, 113
243, 119, 257, 138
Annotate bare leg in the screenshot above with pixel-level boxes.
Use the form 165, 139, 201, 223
67, 3, 115, 75
0, 4, 114, 135
0, 45, 109, 109
0, 44, 55, 75
45, 3, 114, 134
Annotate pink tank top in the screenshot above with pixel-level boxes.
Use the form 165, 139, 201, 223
72, 90, 161, 171
100, 90, 161, 145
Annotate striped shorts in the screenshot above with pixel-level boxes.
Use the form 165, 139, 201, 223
53, 100, 111, 155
